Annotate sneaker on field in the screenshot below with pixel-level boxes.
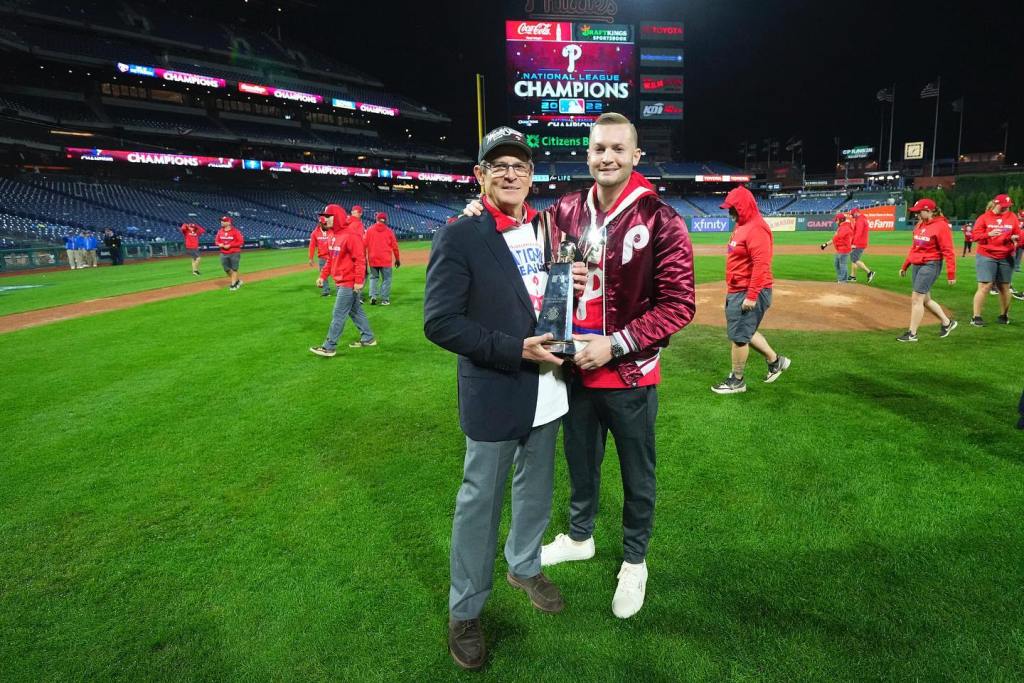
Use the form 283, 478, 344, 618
998, 314, 1010, 325
764, 355, 791, 383
939, 320, 958, 338
867, 270, 876, 283
380, 300, 391, 306
348, 338, 378, 348
896, 331, 918, 342
989, 288, 998, 296
370, 297, 377, 305
309, 346, 336, 357
711, 373, 746, 394
541, 533, 595, 567
971, 316, 985, 327
612, 561, 648, 619
1013, 289, 1024, 301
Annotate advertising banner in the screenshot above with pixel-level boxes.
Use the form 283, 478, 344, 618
238, 82, 323, 104
640, 100, 683, 120
116, 62, 226, 88
330, 98, 399, 117
689, 216, 731, 233
639, 47, 684, 68
765, 216, 796, 232
639, 22, 685, 42
799, 214, 839, 231
694, 174, 752, 183
860, 205, 896, 231
65, 148, 475, 184
640, 75, 683, 95
506, 21, 573, 42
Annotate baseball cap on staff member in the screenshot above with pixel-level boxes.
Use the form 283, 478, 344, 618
909, 198, 937, 212
477, 126, 533, 163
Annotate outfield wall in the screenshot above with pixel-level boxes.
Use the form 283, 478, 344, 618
684, 205, 909, 233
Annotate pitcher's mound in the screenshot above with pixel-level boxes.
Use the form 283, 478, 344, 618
694, 279, 946, 331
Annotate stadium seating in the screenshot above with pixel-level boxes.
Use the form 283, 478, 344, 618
684, 196, 729, 216
105, 105, 228, 137
783, 194, 848, 213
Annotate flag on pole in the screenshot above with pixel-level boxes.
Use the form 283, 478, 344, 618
951, 97, 964, 112
876, 88, 894, 102
920, 82, 940, 98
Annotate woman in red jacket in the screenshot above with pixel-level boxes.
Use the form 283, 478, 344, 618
970, 193, 1020, 325
897, 199, 957, 342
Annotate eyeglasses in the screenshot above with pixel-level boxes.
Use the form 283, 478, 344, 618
482, 161, 532, 178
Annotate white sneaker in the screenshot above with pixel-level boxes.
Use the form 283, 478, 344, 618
540, 533, 595, 567
612, 561, 647, 619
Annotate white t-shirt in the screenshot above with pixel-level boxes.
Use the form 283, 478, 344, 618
502, 222, 569, 427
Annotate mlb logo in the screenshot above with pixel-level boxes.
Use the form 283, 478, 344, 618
558, 99, 586, 115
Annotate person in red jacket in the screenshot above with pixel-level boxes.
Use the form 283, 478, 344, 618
348, 205, 366, 236
897, 198, 957, 342
848, 208, 876, 283
214, 216, 244, 291
309, 204, 375, 356
1013, 208, 1024, 301
713, 185, 790, 394
180, 222, 205, 275
308, 214, 336, 297
969, 193, 1020, 325
365, 211, 401, 305
819, 212, 854, 283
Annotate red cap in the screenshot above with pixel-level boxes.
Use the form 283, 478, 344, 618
220, 215, 233, 225
994, 193, 1013, 209
850, 207, 862, 216
375, 212, 387, 221
834, 212, 846, 222
351, 205, 363, 214
909, 198, 937, 212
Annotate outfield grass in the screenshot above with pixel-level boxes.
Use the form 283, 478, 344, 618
1, 239, 1022, 681
0, 241, 433, 317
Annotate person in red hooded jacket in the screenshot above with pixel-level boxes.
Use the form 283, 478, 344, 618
214, 216, 244, 291
712, 185, 791, 394
848, 208, 876, 283
309, 204, 375, 356
308, 214, 335, 297
969, 193, 1020, 325
896, 198, 957, 342
365, 211, 401, 305
819, 212, 854, 283
180, 222, 205, 276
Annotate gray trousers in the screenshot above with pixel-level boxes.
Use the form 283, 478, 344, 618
449, 418, 559, 620
369, 266, 393, 300
323, 286, 374, 350
318, 258, 332, 294
564, 383, 658, 564
834, 254, 849, 282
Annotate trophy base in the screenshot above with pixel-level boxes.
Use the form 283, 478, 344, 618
542, 340, 577, 357
542, 339, 587, 358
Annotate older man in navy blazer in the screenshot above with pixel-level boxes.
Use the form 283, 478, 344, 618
425, 126, 569, 671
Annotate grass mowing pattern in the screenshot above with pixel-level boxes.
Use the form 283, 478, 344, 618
1, 234, 1023, 680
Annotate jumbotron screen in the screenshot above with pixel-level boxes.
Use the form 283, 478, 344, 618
506, 20, 635, 151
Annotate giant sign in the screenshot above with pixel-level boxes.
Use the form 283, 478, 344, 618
507, 19, 634, 147
115, 62, 226, 88
64, 148, 475, 184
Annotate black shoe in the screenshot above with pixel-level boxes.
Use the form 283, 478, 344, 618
896, 331, 918, 342
847, 277, 857, 282
971, 316, 985, 327
507, 572, 565, 613
370, 297, 377, 305
449, 618, 486, 670
998, 314, 1010, 325
711, 373, 747, 394
867, 271, 876, 283
1013, 290, 1024, 301
321, 291, 331, 297
939, 320, 958, 338
764, 355, 791, 383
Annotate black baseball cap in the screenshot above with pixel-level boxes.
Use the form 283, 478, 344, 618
478, 126, 533, 163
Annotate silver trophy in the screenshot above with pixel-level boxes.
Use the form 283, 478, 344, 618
536, 239, 578, 357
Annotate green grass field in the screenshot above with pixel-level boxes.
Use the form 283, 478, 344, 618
2, 234, 1022, 681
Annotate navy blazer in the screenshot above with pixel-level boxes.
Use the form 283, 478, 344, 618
424, 212, 544, 442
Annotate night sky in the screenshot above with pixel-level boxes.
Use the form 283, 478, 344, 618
214, 0, 1023, 173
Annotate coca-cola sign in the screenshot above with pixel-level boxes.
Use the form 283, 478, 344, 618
506, 20, 572, 41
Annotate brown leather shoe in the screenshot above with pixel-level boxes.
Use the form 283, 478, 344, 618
448, 618, 486, 670
506, 572, 565, 613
